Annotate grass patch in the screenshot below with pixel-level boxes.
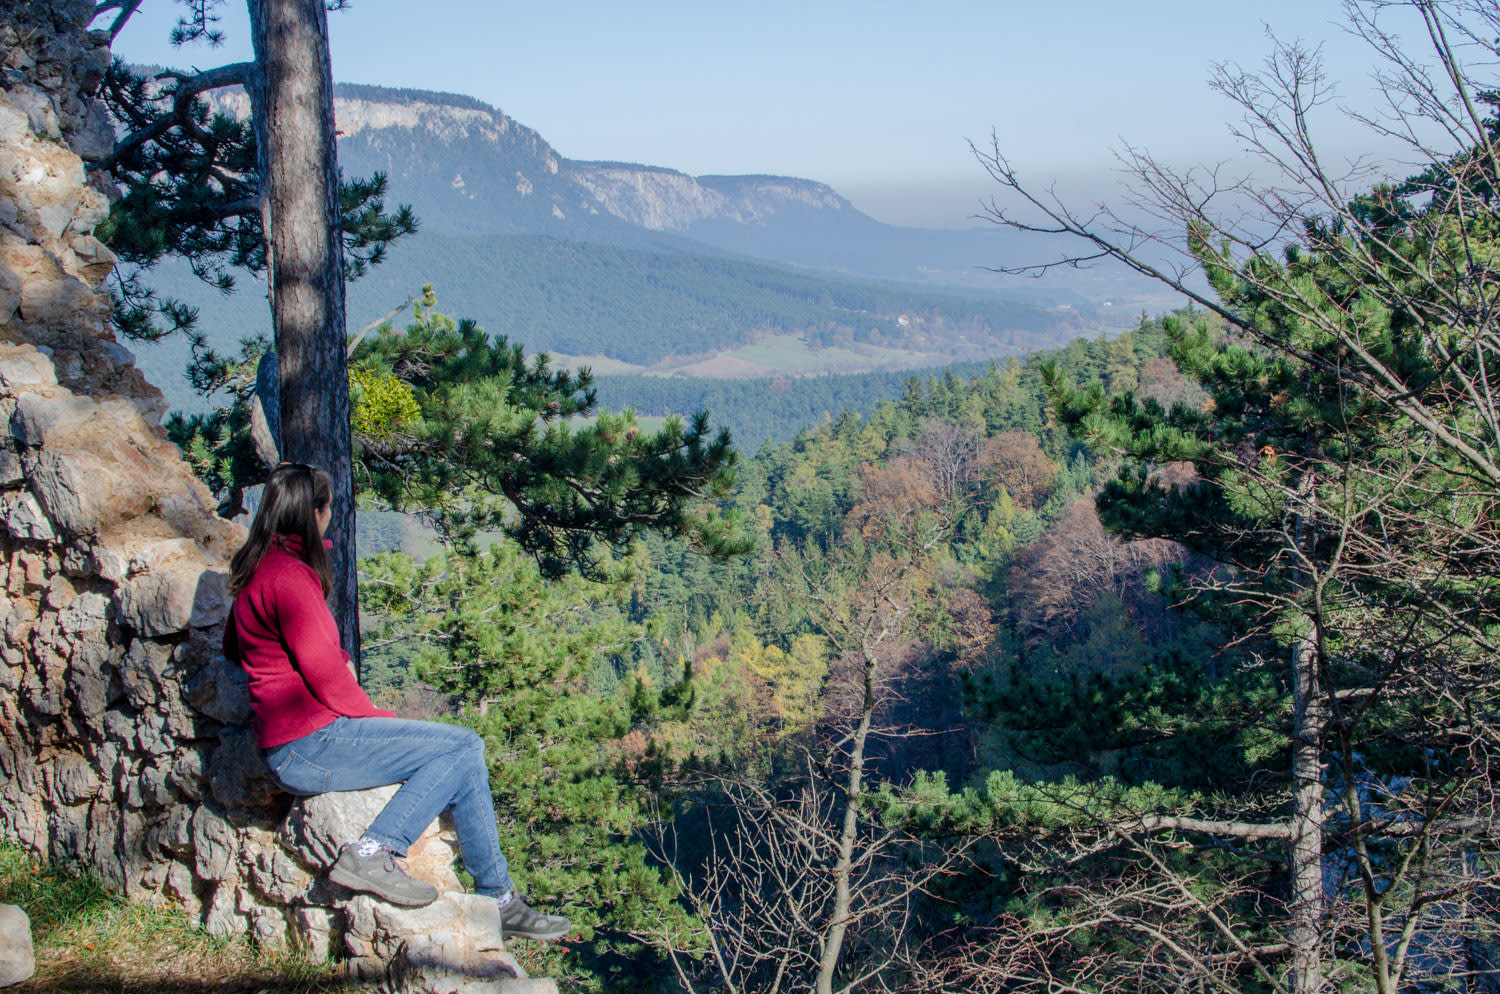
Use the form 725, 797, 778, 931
668, 333, 949, 378
0, 844, 355, 994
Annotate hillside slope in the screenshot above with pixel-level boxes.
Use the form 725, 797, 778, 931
132, 232, 1094, 411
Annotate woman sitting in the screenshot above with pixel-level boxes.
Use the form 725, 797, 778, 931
222, 462, 570, 942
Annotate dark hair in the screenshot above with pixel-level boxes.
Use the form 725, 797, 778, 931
228, 463, 334, 595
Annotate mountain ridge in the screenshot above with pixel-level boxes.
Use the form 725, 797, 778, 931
178, 79, 1044, 287
162, 74, 1166, 303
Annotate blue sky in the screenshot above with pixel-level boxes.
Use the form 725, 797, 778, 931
111, 0, 1409, 227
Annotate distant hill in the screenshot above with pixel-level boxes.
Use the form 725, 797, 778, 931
347, 233, 1085, 362
131, 232, 1095, 413
330, 82, 1162, 299
184, 80, 1165, 304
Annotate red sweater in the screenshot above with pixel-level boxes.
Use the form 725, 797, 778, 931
223, 534, 395, 748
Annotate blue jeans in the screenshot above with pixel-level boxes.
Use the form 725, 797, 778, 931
264, 717, 515, 896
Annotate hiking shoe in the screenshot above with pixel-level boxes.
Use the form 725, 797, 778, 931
499, 894, 571, 942
328, 844, 438, 907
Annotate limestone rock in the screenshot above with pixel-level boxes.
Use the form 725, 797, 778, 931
100, 708, 136, 750
65, 633, 117, 718
10, 391, 91, 449
0, 271, 16, 328
203, 880, 243, 939
249, 843, 313, 905
31, 442, 168, 538
347, 892, 558, 994
68, 100, 113, 163
115, 563, 229, 637
56, 590, 104, 635
118, 637, 170, 709
190, 805, 237, 883
294, 905, 340, 961
281, 786, 464, 888
62, 233, 113, 286
128, 538, 198, 576
283, 786, 402, 871
0, 904, 34, 987
18, 264, 92, 325
238, 889, 289, 947
403, 826, 464, 894
387, 939, 533, 994
0, 105, 26, 149
168, 744, 207, 801
23, 448, 106, 532
163, 860, 196, 908
207, 725, 278, 810
135, 708, 174, 757
9, 86, 58, 141
183, 654, 250, 725
0, 492, 53, 541
51, 751, 98, 804
156, 806, 193, 857
0, 20, 560, 993
0, 450, 21, 488
0, 347, 56, 389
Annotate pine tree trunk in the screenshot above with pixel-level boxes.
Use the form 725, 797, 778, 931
1288, 629, 1326, 993
245, 0, 360, 668
1287, 470, 1326, 994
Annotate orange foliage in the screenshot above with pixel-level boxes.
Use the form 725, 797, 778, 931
978, 431, 1058, 510
1006, 498, 1180, 643
845, 456, 943, 540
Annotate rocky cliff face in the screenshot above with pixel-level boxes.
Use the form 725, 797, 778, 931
223, 82, 866, 240
565, 163, 724, 230
565, 163, 854, 232
1, 0, 250, 914
315, 85, 1014, 290
0, 9, 553, 988
188, 78, 1041, 293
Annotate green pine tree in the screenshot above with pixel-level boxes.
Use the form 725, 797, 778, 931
360, 541, 703, 992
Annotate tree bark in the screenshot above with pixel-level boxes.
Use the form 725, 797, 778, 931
815, 649, 878, 994
1287, 472, 1326, 994
1288, 629, 1325, 993
245, 0, 360, 668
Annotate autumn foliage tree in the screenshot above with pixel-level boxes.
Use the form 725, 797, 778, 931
977, 430, 1058, 511
1004, 498, 1179, 649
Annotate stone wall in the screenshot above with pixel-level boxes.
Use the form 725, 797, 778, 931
0, 6, 554, 990
0, 0, 258, 921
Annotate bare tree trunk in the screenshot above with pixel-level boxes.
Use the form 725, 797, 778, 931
245, 0, 360, 668
815, 650, 878, 994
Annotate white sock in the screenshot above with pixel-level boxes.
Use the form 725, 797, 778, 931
495, 888, 516, 909
354, 835, 384, 859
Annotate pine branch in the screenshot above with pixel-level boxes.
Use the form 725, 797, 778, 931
90, 61, 253, 175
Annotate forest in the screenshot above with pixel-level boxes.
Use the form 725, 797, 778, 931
591, 360, 998, 452
136, 230, 1085, 382
340, 314, 1212, 991
69, 0, 1500, 992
